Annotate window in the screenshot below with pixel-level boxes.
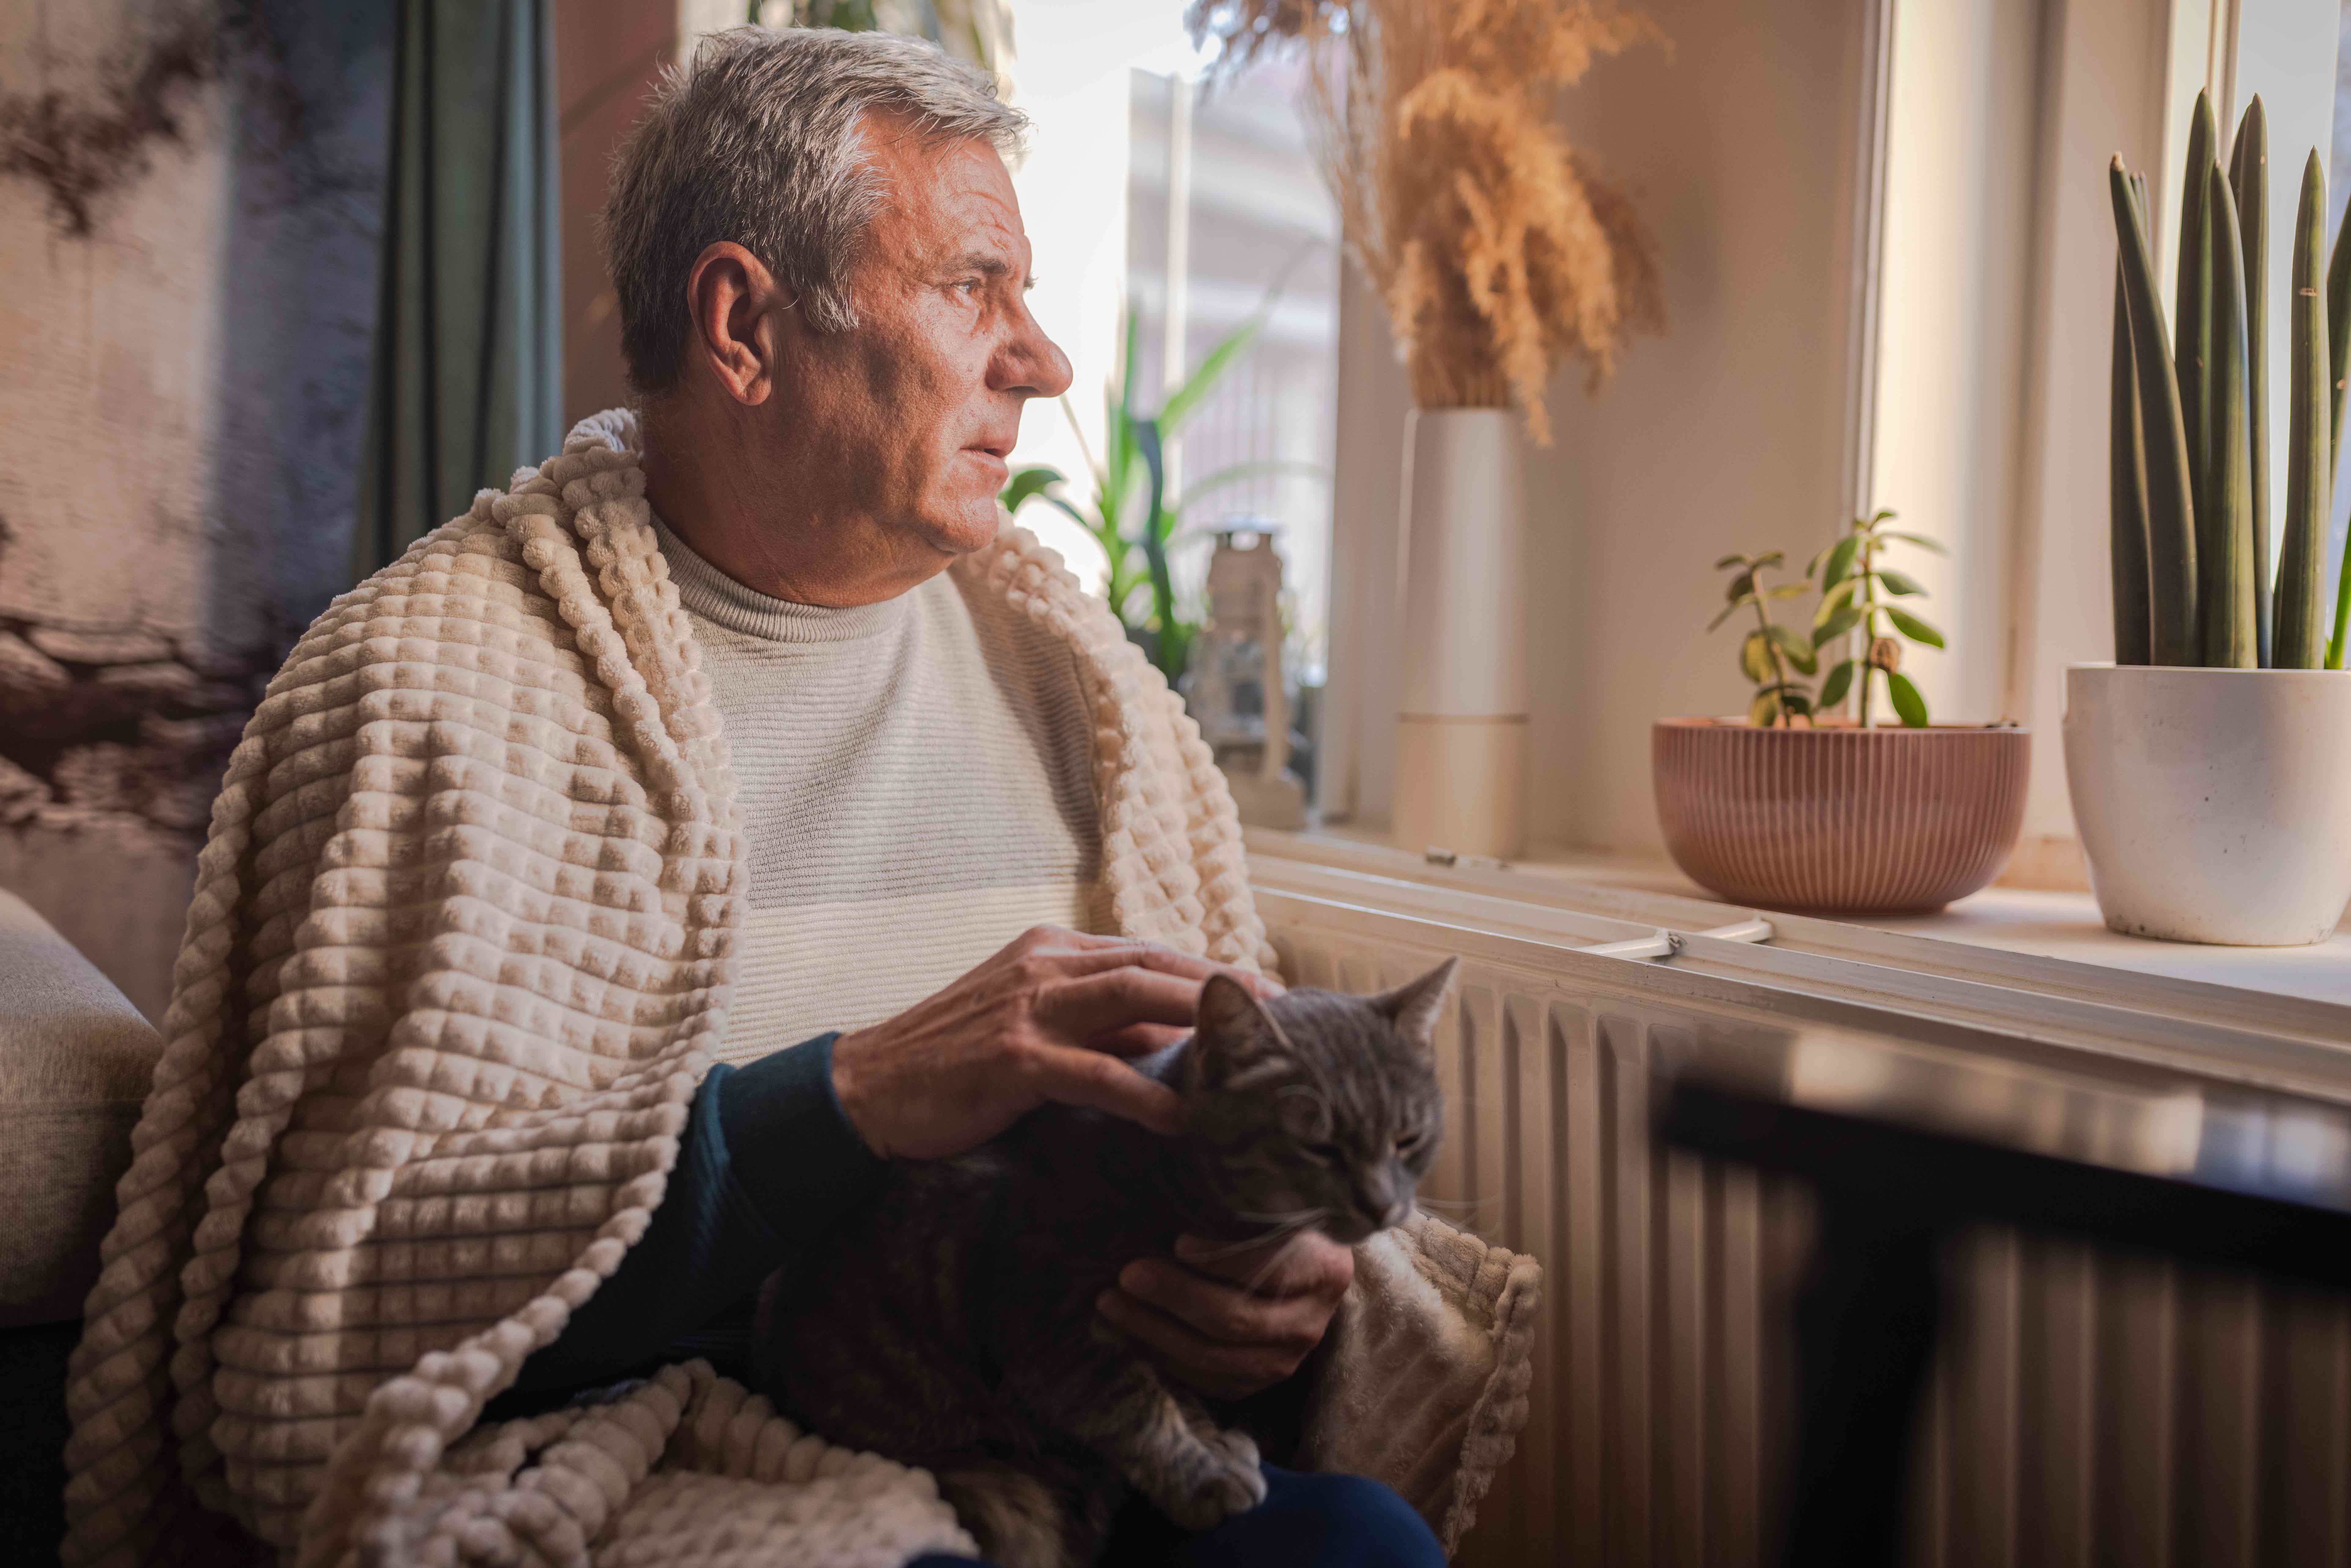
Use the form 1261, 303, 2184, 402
1006, 12, 1341, 804
1125, 62, 1341, 760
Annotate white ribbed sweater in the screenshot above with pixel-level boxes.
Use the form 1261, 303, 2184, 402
650, 516, 1109, 1060
60, 412, 1539, 1568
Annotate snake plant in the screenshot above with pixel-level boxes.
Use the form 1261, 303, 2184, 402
2110, 91, 2350, 668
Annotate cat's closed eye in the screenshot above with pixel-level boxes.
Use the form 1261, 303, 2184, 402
1301, 1141, 1340, 1164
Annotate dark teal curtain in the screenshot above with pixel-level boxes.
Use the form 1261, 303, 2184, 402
355, 0, 561, 578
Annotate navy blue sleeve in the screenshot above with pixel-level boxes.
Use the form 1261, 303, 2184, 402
498, 1031, 887, 1404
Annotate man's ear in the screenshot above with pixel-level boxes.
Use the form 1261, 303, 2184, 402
1374, 957, 1458, 1052
683, 241, 791, 407
1191, 973, 1288, 1088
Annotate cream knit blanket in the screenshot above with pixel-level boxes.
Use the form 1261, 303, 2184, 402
61, 411, 1540, 1567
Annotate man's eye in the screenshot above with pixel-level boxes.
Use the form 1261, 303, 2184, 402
955, 278, 983, 296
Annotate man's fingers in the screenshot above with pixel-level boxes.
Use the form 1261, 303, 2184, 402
1116, 1257, 1321, 1349
1041, 942, 1229, 981
997, 925, 1128, 957
1087, 1021, 1190, 1057
1005, 929, 1285, 997
1095, 1288, 1294, 1400
1028, 1043, 1183, 1134
1038, 967, 1207, 1042
1173, 1230, 1356, 1298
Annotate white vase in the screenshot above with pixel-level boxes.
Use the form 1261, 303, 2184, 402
1392, 408, 1527, 858
2063, 663, 2351, 945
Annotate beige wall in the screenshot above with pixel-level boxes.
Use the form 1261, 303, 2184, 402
1322, 0, 1883, 852
1532, 0, 1880, 852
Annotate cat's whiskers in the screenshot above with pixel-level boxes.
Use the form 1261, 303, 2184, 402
1183, 1210, 1331, 1269
1185, 1223, 1324, 1265
1239, 1221, 1326, 1294
1206, 1213, 1338, 1295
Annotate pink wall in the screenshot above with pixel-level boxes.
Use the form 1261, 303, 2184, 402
557, 0, 679, 427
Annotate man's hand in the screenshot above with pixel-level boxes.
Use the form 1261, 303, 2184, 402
1097, 1232, 1355, 1402
830, 926, 1275, 1162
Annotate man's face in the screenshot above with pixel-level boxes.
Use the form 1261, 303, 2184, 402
776, 120, 1072, 564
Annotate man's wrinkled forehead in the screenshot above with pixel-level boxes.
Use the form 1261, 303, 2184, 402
852, 113, 1028, 274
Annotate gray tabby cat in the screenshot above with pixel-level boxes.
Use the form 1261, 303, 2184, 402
755, 957, 1456, 1568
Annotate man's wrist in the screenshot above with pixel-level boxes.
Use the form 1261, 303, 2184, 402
826, 1025, 886, 1160
715, 1032, 889, 1245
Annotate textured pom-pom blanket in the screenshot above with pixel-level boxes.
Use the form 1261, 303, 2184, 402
60, 411, 1541, 1567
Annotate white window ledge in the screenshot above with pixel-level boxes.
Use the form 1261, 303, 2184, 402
1246, 826, 2351, 1102
1252, 825, 2351, 1011
1859, 884, 2351, 1007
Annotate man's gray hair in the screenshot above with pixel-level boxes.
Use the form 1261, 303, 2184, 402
603, 27, 1026, 396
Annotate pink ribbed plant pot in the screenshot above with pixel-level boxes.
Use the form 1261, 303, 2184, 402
1652, 719, 2031, 913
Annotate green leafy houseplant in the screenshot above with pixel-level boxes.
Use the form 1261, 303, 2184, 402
2107, 90, 2351, 668
1708, 551, 1816, 727
1670, 513, 2024, 910
1710, 510, 1946, 729
1807, 509, 1946, 727
1001, 306, 1299, 687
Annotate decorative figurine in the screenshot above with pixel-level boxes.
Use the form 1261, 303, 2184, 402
1187, 524, 1308, 829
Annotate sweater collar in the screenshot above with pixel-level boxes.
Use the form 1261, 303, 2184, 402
650, 512, 910, 646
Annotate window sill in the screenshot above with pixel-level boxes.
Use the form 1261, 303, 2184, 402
1245, 825, 2351, 1099
1254, 824, 2351, 1011
1854, 884, 2351, 1007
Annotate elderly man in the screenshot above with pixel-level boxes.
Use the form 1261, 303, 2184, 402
62, 27, 1527, 1568
506, 29, 1426, 1562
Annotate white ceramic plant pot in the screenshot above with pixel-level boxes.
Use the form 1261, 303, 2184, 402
2063, 664, 2351, 945
1392, 408, 1527, 859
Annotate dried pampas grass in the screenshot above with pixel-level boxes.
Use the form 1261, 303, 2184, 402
1189, 0, 1665, 442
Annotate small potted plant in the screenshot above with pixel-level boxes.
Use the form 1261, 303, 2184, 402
2081, 92, 2351, 945
1652, 511, 2031, 912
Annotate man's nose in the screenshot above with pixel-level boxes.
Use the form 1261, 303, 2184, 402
995, 308, 1074, 400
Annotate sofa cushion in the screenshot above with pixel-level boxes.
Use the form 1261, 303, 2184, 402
0, 888, 162, 1329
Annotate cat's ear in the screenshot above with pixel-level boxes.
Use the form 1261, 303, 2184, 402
1196, 972, 1265, 1041
1191, 973, 1288, 1087
1374, 957, 1457, 1051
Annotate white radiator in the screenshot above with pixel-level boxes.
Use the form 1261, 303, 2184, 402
1255, 869, 2351, 1568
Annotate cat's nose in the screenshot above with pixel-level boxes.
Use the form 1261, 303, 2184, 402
1354, 1174, 1409, 1233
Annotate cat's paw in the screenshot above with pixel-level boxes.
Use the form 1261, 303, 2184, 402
1199, 1424, 1260, 1475
1150, 1429, 1266, 1531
